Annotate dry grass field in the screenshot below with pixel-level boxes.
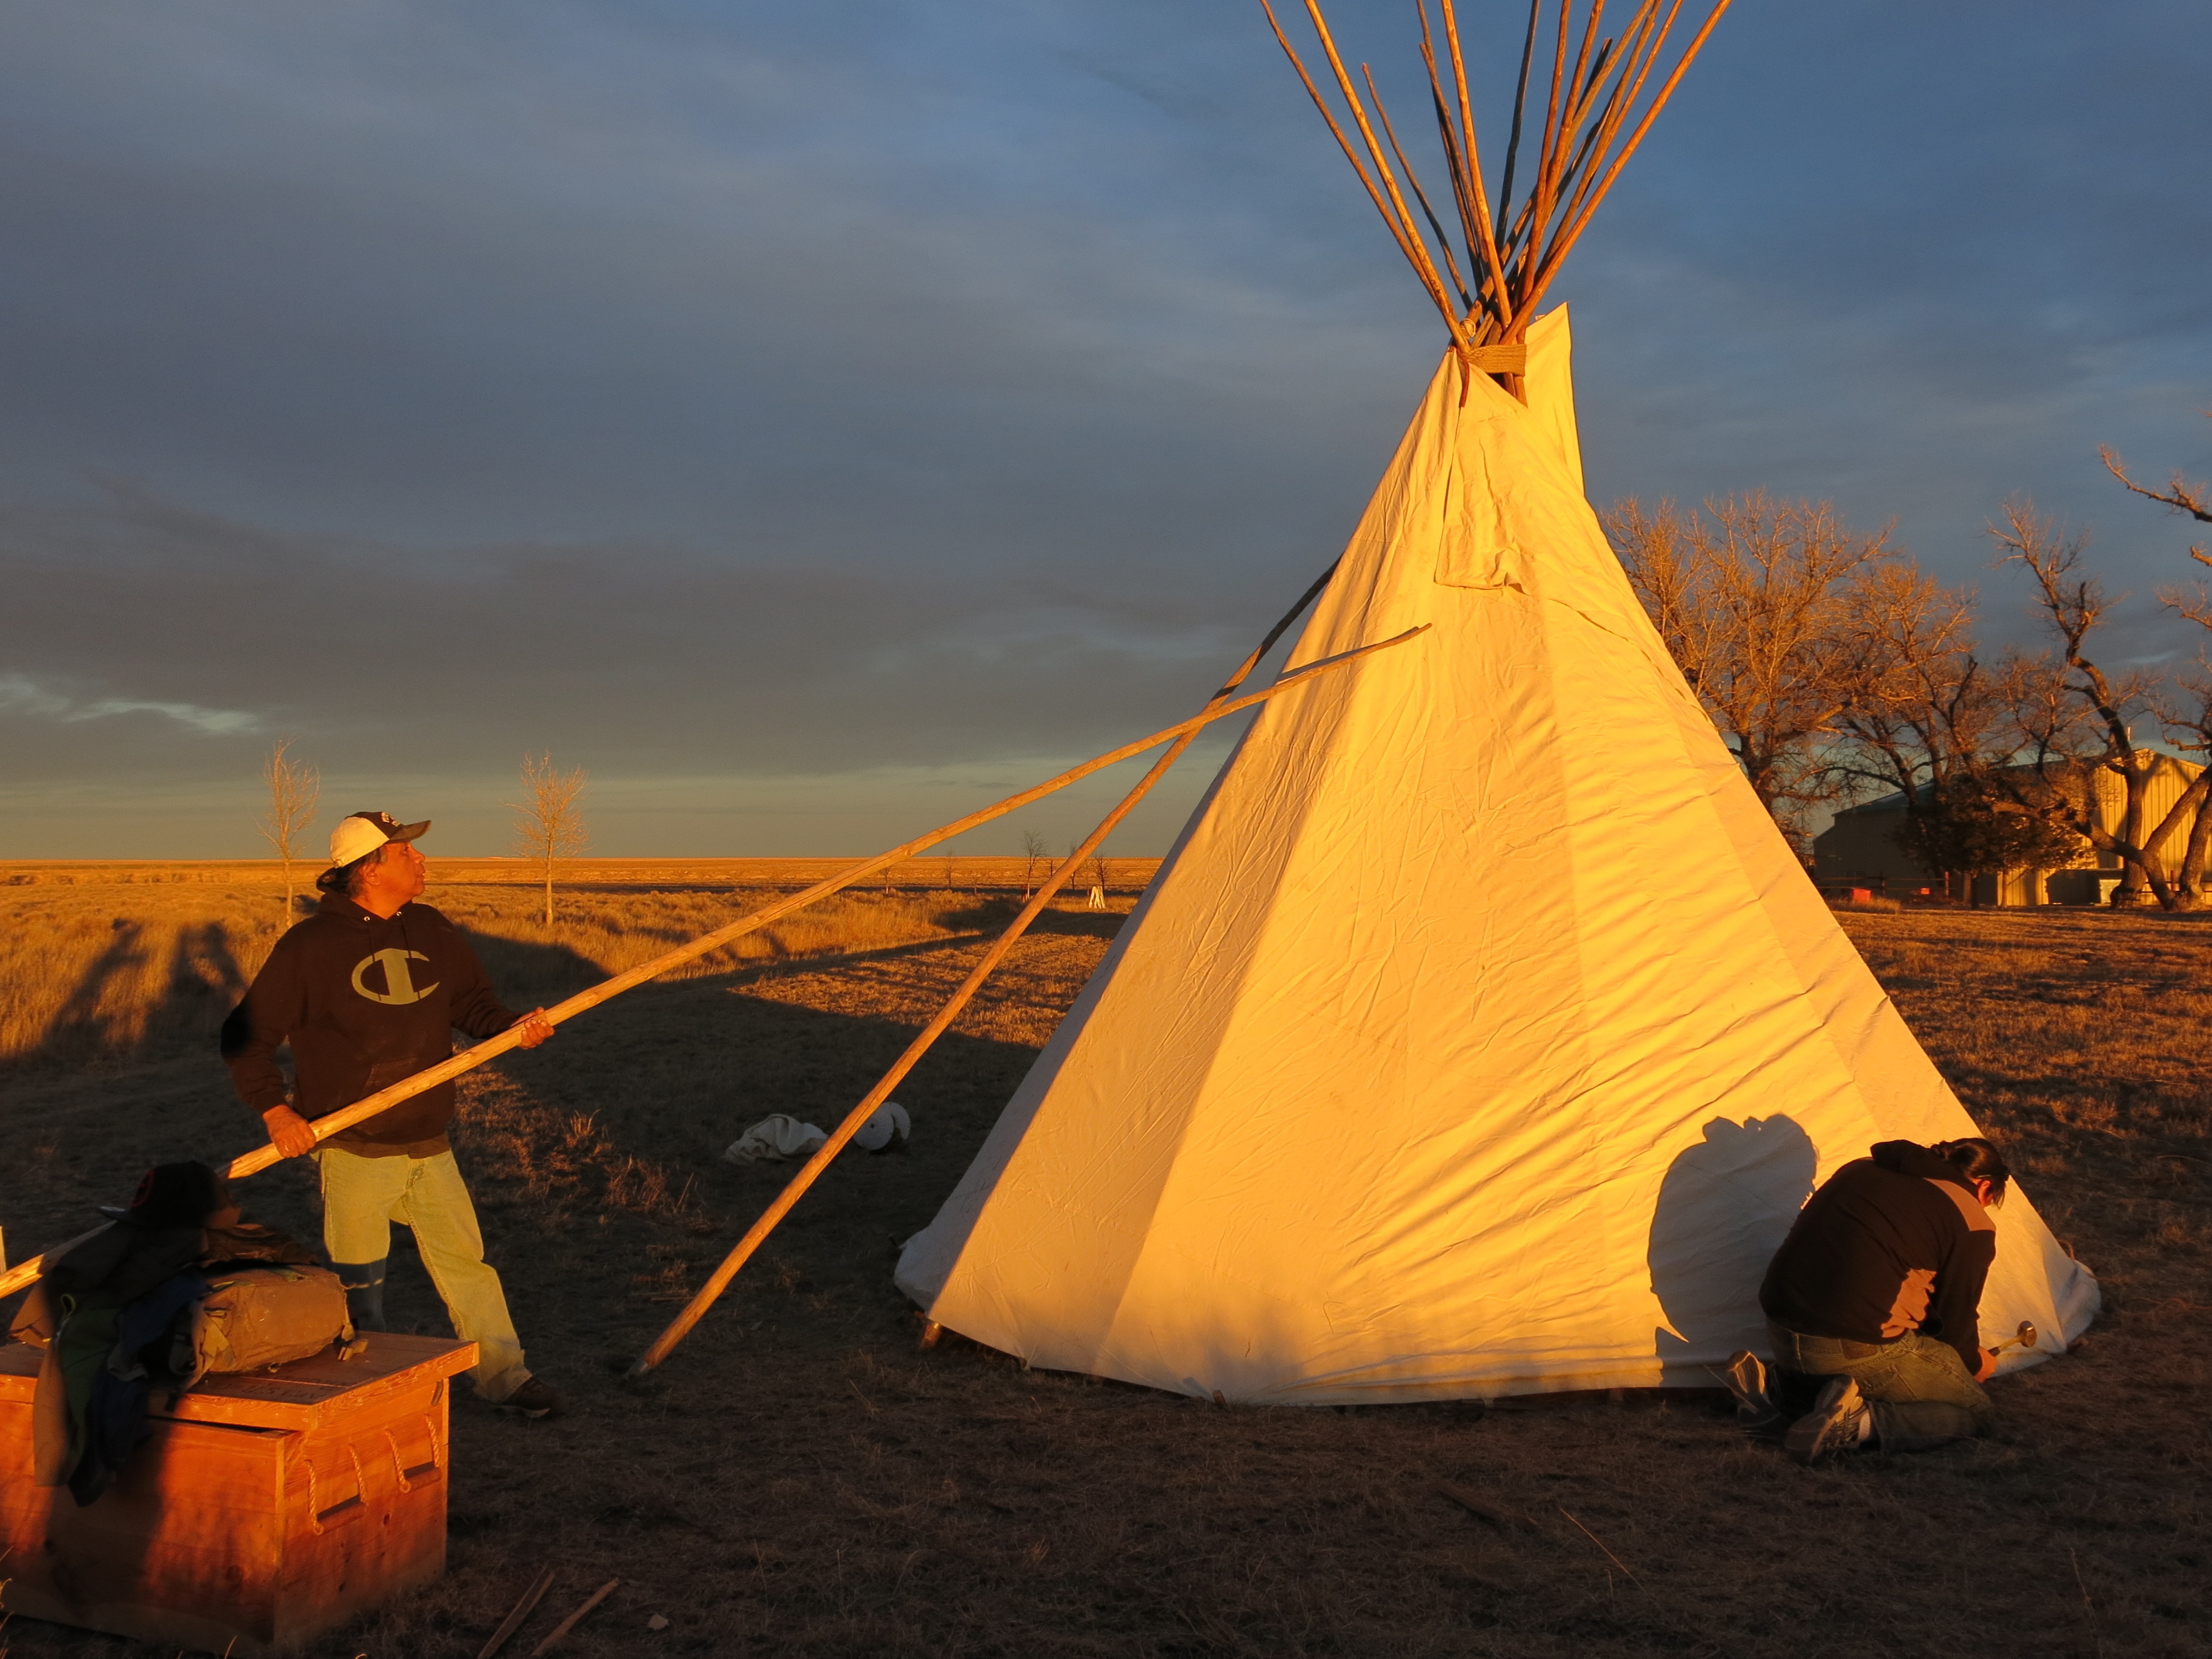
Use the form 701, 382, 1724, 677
1, 870, 2206, 1658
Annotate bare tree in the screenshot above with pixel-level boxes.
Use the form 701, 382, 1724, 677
1988, 501, 2189, 908
510, 753, 588, 926
1020, 829, 1048, 900
1890, 771, 2082, 907
1821, 559, 2007, 893
1608, 493, 1894, 844
257, 737, 320, 913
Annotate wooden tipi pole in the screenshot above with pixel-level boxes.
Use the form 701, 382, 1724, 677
627, 563, 1349, 1375
0, 625, 1420, 1305
1262, 0, 1733, 374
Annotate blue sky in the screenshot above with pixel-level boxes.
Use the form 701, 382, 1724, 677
3, 1, 2208, 858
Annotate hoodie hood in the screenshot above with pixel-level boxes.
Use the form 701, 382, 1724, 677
1870, 1139, 1972, 1191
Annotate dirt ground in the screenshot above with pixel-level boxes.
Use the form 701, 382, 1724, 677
2, 889, 2206, 1658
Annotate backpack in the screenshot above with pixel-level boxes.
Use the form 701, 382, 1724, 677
180, 1264, 353, 1382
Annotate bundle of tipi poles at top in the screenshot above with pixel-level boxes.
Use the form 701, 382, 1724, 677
1260, 0, 1731, 392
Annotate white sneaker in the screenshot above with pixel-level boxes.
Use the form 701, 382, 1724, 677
1712, 1350, 1782, 1431
1784, 1376, 1866, 1464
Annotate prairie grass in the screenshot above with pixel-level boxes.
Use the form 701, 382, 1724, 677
0, 884, 2206, 1658
0, 870, 1035, 1080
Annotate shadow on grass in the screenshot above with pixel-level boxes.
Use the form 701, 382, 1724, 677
453, 956, 1068, 1312
3, 920, 612, 1112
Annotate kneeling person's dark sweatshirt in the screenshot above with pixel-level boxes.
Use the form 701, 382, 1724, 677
222, 893, 527, 1154
1758, 1139, 1996, 1373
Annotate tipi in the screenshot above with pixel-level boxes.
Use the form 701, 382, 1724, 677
895, 2, 2098, 1403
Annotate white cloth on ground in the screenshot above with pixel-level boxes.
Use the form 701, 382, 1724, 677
723, 1114, 828, 1164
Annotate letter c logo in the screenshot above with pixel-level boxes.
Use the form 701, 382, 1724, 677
350, 948, 439, 1006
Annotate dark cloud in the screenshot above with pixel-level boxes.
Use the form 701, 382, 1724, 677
1, 1, 2208, 855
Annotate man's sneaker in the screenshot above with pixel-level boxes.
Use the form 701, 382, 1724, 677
498, 1376, 563, 1420
1711, 1350, 1783, 1432
1784, 1376, 1865, 1464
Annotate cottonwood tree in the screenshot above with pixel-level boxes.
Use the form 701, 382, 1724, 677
1820, 559, 2011, 887
1988, 502, 2196, 908
511, 753, 588, 926
1892, 774, 2082, 906
257, 738, 320, 913
1608, 493, 1894, 847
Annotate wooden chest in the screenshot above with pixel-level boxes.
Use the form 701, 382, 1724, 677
0, 1332, 475, 1656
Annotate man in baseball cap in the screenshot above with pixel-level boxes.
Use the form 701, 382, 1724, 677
221, 810, 562, 1419
325, 810, 429, 870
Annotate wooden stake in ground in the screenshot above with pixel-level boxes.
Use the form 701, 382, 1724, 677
0, 624, 1421, 1305
628, 564, 1351, 1376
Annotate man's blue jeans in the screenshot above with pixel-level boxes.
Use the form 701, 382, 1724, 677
1768, 1321, 1992, 1453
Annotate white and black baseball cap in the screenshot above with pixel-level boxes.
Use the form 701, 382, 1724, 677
328, 810, 430, 867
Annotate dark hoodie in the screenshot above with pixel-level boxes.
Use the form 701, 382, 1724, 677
1758, 1139, 1998, 1373
220, 892, 524, 1153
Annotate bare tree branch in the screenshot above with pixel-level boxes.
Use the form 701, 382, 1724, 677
2100, 440, 2212, 522
2102, 423, 2212, 567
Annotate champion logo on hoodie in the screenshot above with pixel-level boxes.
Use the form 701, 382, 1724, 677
350, 948, 440, 1005
226, 892, 521, 1146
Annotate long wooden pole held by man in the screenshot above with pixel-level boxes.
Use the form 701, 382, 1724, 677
0, 624, 1422, 1307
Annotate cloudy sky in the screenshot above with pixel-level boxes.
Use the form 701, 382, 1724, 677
3, 1, 2208, 859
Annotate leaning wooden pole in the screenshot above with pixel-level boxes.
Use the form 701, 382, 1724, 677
627, 565, 1350, 1376
0, 626, 1420, 1305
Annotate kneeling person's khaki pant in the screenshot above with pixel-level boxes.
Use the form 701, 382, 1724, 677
318, 1146, 530, 1403
1768, 1321, 1992, 1453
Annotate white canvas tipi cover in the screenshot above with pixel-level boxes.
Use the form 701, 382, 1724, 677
897, 311, 2099, 1403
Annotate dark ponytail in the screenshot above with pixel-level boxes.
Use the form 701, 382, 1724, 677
315, 847, 384, 896
1931, 1137, 2010, 1206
